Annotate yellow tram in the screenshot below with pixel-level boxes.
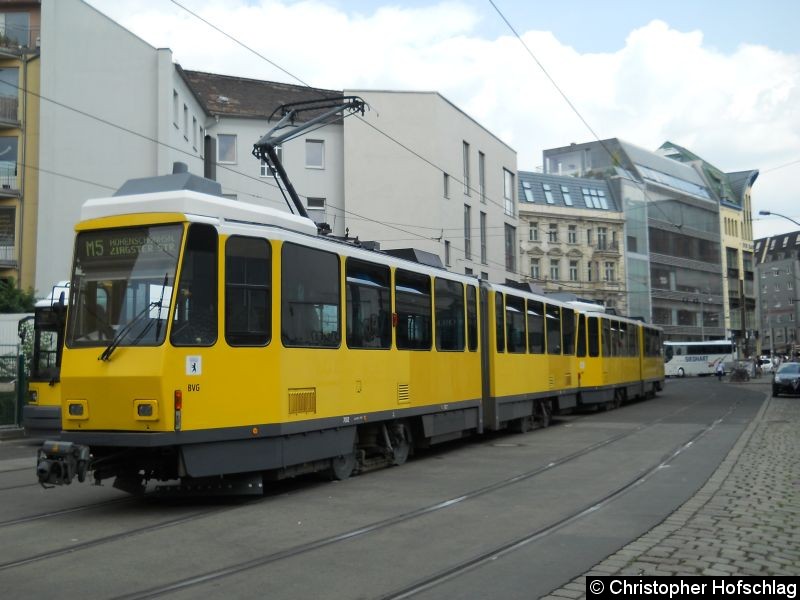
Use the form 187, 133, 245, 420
36, 169, 663, 493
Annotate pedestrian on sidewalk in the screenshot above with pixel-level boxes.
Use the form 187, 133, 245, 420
716, 361, 724, 381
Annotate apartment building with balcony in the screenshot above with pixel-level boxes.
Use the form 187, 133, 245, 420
543, 139, 725, 338
517, 171, 627, 314
0, 0, 39, 290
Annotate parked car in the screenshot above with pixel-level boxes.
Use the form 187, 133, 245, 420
759, 358, 774, 374
772, 362, 800, 397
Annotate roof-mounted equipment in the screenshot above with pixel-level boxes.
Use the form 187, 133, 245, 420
252, 96, 366, 230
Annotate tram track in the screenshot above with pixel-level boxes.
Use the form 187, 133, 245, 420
379, 402, 741, 599
108, 394, 729, 600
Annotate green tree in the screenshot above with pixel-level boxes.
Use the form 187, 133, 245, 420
0, 279, 35, 313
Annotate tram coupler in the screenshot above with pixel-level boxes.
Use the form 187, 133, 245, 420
36, 441, 91, 487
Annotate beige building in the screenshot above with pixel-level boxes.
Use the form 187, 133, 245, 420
517, 171, 628, 314
0, 0, 40, 291
343, 90, 519, 283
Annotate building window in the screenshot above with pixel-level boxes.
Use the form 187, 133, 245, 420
464, 204, 472, 260
192, 116, 197, 148
561, 185, 573, 206
597, 227, 608, 250
463, 141, 470, 195
217, 134, 237, 163
587, 228, 593, 245
522, 181, 534, 202
306, 197, 326, 224
183, 104, 189, 139
305, 139, 325, 168
172, 90, 179, 127
443, 172, 450, 198
568, 225, 577, 244
543, 183, 554, 204
548, 223, 558, 243
503, 169, 515, 216
445, 240, 451, 266
569, 260, 579, 281
478, 151, 486, 203
505, 224, 516, 273
529, 222, 539, 242
260, 145, 283, 177
530, 259, 540, 280
0, 11, 30, 46
480, 212, 487, 265
604, 261, 615, 282
550, 259, 560, 281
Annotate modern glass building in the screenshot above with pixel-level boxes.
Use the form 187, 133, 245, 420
543, 139, 726, 341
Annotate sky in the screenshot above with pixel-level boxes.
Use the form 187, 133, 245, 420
86, 0, 800, 239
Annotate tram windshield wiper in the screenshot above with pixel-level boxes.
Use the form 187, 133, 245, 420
98, 274, 169, 362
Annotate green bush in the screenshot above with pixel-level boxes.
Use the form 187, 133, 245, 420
0, 279, 34, 313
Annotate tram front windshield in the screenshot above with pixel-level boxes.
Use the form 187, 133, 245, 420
66, 225, 183, 348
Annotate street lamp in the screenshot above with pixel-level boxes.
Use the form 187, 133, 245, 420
759, 210, 800, 227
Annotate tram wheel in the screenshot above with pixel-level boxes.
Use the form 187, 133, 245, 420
328, 452, 356, 481
389, 422, 411, 466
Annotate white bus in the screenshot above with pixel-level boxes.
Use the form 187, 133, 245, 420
663, 340, 735, 377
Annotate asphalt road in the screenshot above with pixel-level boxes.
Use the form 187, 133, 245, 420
0, 378, 765, 600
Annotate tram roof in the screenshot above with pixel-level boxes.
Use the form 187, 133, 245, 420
79, 190, 319, 236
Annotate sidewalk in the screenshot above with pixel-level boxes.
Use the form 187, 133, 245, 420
545, 381, 800, 598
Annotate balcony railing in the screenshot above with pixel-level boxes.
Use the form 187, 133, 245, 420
592, 241, 620, 253
0, 96, 18, 124
0, 245, 16, 263
0, 25, 39, 51
0, 164, 18, 193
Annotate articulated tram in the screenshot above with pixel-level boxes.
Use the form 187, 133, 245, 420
36, 172, 663, 493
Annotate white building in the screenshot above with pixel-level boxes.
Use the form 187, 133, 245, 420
181, 70, 347, 234
32, 2, 521, 291
343, 90, 519, 283
35, 0, 204, 292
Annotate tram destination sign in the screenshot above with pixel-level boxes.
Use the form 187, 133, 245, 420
77, 226, 182, 263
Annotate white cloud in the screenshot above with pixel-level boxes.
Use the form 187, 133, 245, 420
87, 0, 800, 238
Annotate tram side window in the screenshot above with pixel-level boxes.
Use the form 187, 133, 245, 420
225, 236, 270, 346
527, 299, 545, 354
588, 316, 599, 357
601, 319, 612, 357
435, 278, 465, 351
495, 293, 505, 352
396, 270, 432, 350
466, 284, 478, 351
611, 321, 620, 357
346, 259, 391, 349
576, 313, 586, 357
562, 307, 575, 355
618, 323, 627, 357
172, 224, 218, 346
281, 243, 340, 348
505, 295, 526, 353
546, 304, 561, 354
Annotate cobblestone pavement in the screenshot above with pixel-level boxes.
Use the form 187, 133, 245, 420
544, 383, 800, 599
